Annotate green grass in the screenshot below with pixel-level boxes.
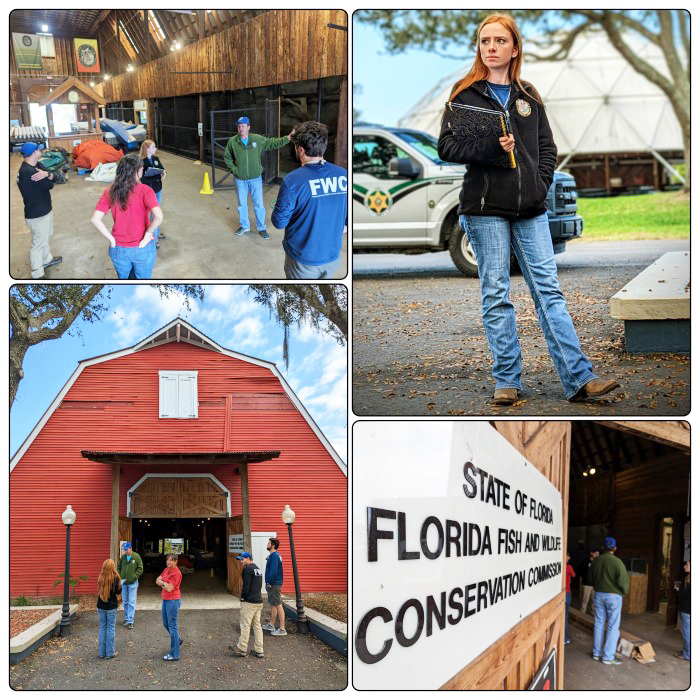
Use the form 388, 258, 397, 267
575, 191, 689, 241
11, 596, 31, 607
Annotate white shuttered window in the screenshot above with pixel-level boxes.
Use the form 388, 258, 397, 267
159, 371, 198, 418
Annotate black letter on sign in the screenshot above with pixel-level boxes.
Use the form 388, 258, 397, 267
368, 508, 396, 562
420, 516, 444, 560
395, 599, 424, 648
463, 462, 477, 498
398, 511, 420, 560
355, 607, 393, 664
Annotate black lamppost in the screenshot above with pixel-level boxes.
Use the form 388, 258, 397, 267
59, 505, 76, 636
281, 505, 309, 634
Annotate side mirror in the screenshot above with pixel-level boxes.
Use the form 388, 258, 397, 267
389, 156, 421, 180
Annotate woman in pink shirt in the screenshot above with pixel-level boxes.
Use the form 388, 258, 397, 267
90, 153, 163, 279
157, 553, 182, 661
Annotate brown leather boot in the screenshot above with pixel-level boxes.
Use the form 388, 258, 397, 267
570, 378, 620, 401
493, 388, 519, 405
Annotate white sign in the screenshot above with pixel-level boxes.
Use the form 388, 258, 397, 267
133, 99, 147, 110
353, 422, 564, 690
229, 534, 244, 553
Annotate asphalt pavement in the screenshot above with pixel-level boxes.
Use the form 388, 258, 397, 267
10, 609, 347, 691
353, 240, 689, 416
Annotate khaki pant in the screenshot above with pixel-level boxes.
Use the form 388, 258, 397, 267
237, 601, 263, 654
26, 211, 54, 279
580, 584, 594, 615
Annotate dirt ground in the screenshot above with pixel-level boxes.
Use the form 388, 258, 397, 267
10, 151, 348, 280
10, 608, 347, 691
302, 593, 347, 623
353, 242, 689, 416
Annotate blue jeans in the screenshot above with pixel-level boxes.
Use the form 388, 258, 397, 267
680, 611, 690, 660
565, 591, 572, 642
593, 592, 622, 661
461, 213, 597, 398
150, 189, 162, 241
98, 608, 117, 658
122, 580, 139, 624
162, 599, 181, 659
234, 176, 266, 230
109, 241, 156, 279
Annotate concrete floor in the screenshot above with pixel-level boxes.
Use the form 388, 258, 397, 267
135, 570, 238, 610
10, 152, 348, 280
565, 606, 690, 690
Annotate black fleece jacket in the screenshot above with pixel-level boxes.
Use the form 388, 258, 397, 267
438, 80, 557, 219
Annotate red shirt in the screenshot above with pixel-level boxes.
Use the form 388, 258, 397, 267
160, 565, 182, 600
95, 183, 158, 247
566, 564, 576, 593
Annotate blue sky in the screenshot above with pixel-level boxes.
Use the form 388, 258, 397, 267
10, 285, 347, 461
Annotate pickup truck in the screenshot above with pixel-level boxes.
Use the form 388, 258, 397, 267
353, 124, 583, 276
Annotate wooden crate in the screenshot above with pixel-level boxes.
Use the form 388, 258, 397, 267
622, 572, 648, 614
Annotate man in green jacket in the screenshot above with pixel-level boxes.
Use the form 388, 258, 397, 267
223, 116, 293, 239
118, 542, 144, 629
589, 537, 630, 665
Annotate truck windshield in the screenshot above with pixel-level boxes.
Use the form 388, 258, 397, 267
395, 131, 452, 164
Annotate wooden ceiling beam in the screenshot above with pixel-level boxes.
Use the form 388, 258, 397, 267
87, 9, 112, 36
595, 421, 690, 453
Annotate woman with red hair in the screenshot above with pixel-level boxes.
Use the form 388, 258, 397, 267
96, 559, 122, 659
438, 14, 618, 405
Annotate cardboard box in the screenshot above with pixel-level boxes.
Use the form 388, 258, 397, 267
632, 642, 656, 664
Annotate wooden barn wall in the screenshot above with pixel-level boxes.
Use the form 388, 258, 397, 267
568, 470, 615, 526
103, 10, 347, 102
442, 422, 570, 690
611, 452, 689, 574
10, 342, 346, 597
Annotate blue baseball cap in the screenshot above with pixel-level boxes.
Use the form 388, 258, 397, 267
236, 116, 250, 125
604, 536, 617, 549
236, 551, 253, 560
122, 541, 132, 550
20, 142, 41, 157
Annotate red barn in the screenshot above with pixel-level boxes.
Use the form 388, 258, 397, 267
10, 318, 347, 599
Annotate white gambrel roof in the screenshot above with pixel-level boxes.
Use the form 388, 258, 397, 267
10, 318, 347, 476
400, 29, 684, 156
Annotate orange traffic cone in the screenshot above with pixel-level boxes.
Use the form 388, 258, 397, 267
200, 172, 214, 195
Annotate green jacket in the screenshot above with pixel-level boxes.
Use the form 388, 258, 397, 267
223, 133, 290, 180
118, 552, 144, 585
589, 551, 630, 596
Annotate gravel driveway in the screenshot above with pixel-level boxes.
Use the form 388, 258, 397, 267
10, 609, 347, 691
353, 240, 689, 416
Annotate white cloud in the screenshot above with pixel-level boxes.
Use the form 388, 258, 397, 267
303, 375, 348, 415
229, 316, 265, 350
108, 306, 147, 346
132, 285, 201, 324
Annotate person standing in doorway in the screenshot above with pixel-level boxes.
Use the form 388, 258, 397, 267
223, 116, 293, 239
675, 560, 690, 661
271, 121, 348, 279
156, 553, 183, 661
96, 559, 121, 660
437, 13, 619, 405
118, 541, 143, 629
565, 552, 576, 645
579, 548, 600, 615
262, 538, 286, 636
16, 142, 63, 279
139, 140, 166, 248
229, 551, 264, 657
589, 536, 629, 665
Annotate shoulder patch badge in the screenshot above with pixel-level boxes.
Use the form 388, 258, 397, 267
516, 99, 532, 117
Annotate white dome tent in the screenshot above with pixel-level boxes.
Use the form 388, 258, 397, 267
400, 29, 685, 189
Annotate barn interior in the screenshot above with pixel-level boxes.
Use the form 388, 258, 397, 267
10, 9, 348, 279
565, 421, 690, 689
131, 516, 228, 592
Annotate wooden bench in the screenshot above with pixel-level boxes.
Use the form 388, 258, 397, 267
610, 251, 689, 353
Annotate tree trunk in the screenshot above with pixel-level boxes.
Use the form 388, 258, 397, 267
9, 335, 30, 409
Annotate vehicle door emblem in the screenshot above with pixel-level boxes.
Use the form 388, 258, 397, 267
365, 189, 393, 215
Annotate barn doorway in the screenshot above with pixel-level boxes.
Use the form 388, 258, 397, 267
131, 516, 228, 593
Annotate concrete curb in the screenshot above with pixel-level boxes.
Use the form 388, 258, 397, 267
10, 604, 79, 664
281, 598, 347, 657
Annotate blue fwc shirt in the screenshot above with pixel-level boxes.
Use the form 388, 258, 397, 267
486, 81, 511, 108
271, 161, 348, 266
